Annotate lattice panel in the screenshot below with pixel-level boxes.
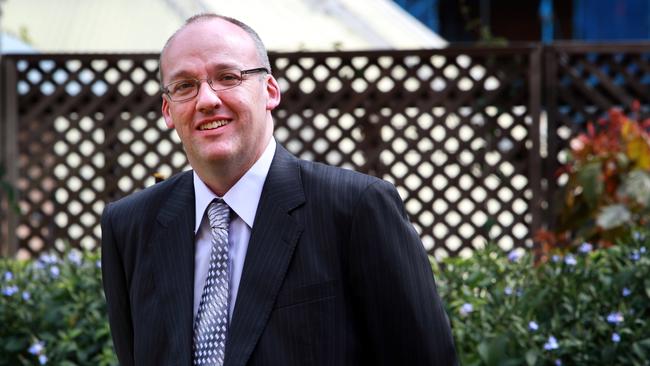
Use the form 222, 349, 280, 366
545, 45, 650, 221
9, 55, 188, 258
2, 49, 541, 259
271, 49, 538, 258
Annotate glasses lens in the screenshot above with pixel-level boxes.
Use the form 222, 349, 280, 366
212, 69, 243, 90
168, 80, 198, 101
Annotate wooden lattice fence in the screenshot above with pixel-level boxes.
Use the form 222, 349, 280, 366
1, 44, 649, 259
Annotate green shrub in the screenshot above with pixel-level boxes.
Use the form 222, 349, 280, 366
0, 249, 116, 366
434, 229, 650, 366
4, 230, 649, 365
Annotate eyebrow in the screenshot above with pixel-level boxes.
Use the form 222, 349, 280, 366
166, 62, 244, 83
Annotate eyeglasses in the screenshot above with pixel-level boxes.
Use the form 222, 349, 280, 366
162, 67, 269, 102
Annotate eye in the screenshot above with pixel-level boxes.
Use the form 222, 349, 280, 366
171, 80, 196, 94
215, 71, 241, 85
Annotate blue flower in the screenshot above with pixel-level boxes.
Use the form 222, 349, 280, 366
504, 286, 513, 296
95, 260, 102, 269
459, 303, 473, 316
38, 354, 47, 365
2, 285, 18, 296
640, 246, 647, 254
3, 271, 13, 281
28, 341, 44, 355
606, 312, 624, 325
39, 253, 58, 265
67, 249, 83, 266
622, 288, 632, 297
49, 266, 60, 278
564, 254, 577, 266
555, 359, 562, 366
551, 255, 561, 263
632, 231, 644, 241
22, 291, 31, 301
630, 250, 640, 261
612, 332, 621, 343
508, 250, 522, 262
544, 336, 559, 350
578, 242, 593, 254
528, 321, 539, 331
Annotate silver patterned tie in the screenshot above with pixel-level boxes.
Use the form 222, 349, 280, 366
193, 199, 230, 366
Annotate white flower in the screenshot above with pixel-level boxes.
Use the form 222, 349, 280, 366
620, 170, 650, 206
596, 204, 632, 230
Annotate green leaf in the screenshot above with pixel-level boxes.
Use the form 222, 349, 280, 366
524, 350, 538, 366
4, 337, 26, 352
577, 161, 604, 207
477, 337, 509, 366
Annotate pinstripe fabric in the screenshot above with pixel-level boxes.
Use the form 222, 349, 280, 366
102, 145, 458, 366
102, 171, 196, 366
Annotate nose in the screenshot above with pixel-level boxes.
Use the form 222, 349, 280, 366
195, 80, 222, 112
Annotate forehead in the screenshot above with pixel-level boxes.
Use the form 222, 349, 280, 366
161, 19, 259, 82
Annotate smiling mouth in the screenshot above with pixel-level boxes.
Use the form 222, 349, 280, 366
198, 120, 230, 131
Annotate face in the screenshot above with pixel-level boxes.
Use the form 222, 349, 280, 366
160, 18, 280, 179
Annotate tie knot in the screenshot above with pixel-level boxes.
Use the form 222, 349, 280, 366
207, 199, 230, 230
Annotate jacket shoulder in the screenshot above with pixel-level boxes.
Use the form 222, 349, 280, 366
297, 159, 388, 193
103, 170, 193, 219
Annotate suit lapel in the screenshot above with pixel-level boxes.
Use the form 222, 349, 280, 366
225, 146, 305, 366
150, 171, 196, 364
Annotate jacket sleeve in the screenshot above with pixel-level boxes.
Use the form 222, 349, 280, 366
346, 180, 458, 366
101, 203, 135, 366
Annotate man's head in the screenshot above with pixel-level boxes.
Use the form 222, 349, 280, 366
159, 14, 281, 195
159, 14, 272, 82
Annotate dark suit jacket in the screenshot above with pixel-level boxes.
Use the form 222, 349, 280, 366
101, 144, 457, 366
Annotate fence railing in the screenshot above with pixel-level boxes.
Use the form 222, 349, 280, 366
1, 43, 649, 258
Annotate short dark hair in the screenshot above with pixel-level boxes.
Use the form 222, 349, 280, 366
158, 13, 271, 83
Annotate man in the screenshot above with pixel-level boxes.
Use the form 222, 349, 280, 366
101, 13, 457, 366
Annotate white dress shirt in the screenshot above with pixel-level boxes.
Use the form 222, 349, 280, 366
192, 138, 276, 321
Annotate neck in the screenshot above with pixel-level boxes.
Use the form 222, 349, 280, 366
193, 135, 272, 197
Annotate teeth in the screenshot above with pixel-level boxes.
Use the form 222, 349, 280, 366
199, 120, 229, 130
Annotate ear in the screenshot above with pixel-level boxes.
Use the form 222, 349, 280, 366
161, 95, 175, 129
265, 75, 281, 111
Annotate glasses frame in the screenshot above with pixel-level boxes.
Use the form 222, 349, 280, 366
162, 67, 270, 102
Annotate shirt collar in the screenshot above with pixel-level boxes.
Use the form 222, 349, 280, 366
193, 138, 276, 233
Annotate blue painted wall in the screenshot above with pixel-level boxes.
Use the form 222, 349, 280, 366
393, 0, 440, 32
574, 0, 650, 40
